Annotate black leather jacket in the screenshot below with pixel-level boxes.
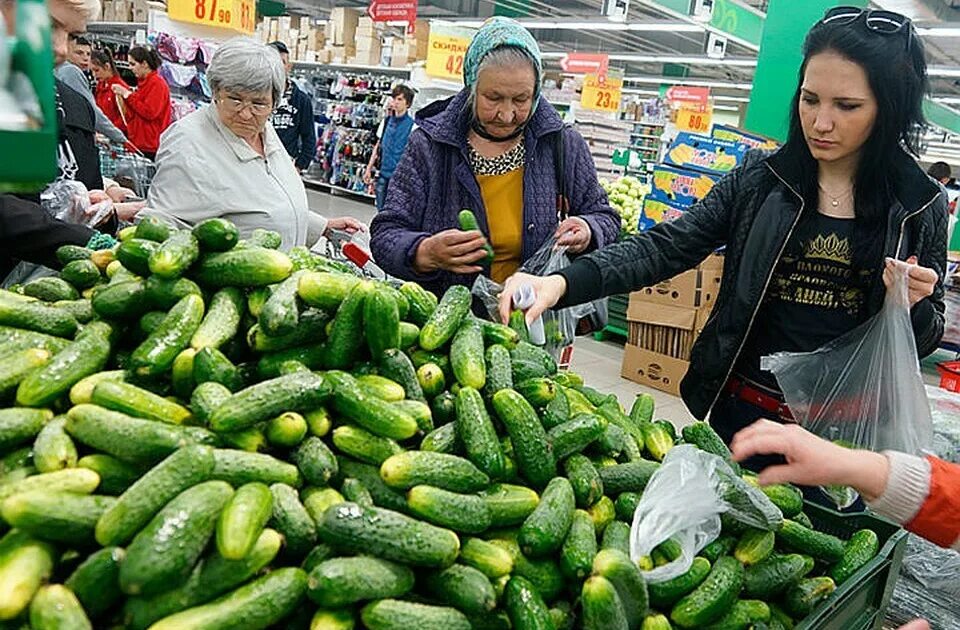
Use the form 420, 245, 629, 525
558, 145, 948, 420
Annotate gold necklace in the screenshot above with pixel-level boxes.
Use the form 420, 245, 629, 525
817, 182, 853, 208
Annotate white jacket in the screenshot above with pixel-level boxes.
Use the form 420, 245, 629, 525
145, 105, 326, 249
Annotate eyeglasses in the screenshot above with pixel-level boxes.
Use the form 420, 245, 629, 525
218, 96, 273, 116
820, 6, 913, 51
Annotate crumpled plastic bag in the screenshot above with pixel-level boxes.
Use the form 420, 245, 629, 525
761, 266, 934, 508
472, 236, 603, 357
628, 445, 782, 582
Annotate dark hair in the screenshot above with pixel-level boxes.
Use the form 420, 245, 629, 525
69, 34, 91, 47
392, 84, 415, 106
267, 41, 290, 55
91, 49, 117, 74
928, 161, 951, 181
782, 12, 929, 267
128, 46, 162, 71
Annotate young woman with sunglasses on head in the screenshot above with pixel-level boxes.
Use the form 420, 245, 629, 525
500, 7, 948, 468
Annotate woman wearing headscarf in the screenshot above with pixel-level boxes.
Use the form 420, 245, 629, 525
369, 17, 620, 296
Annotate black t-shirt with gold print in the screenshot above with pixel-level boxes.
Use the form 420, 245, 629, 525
738, 213, 875, 390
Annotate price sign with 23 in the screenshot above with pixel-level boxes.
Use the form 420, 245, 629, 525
581, 71, 623, 113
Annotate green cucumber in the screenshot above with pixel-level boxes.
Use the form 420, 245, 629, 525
422, 422, 462, 454
587, 494, 616, 533
0, 326, 69, 357
209, 371, 329, 432
23, 276, 79, 302
28, 584, 92, 630
417, 363, 446, 398
305, 407, 332, 437
357, 374, 406, 402
301, 543, 336, 573
318, 502, 460, 568
424, 563, 497, 615
564, 454, 604, 509
139, 310, 167, 336
192, 217, 239, 252
195, 247, 293, 287
560, 509, 597, 580
119, 480, 233, 596
149, 230, 199, 278
381, 451, 489, 493
309, 609, 356, 630
32, 416, 77, 472
246, 308, 329, 353
601, 520, 631, 555
830, 529, 879, 585
400, 281, 438, 327
519, 476, 575, 557
598, 460, 660, 495
508, 310, 531, 345
265, 411, 308, 447
190, 380, 231, 424
516, 377, 558, 407
362, 599, 470, 630
91, 279, 148, 320
548, 414, 605, 459
337, 458, 408, 514
681, 422, 739, 474
460, 537, 514, 578
420, 285, 471, 351
57, 244, 95, 264
743, 553, 810, 599
16, 321, 112, 407
0, 408, 52, 451
289, 436, 336, 486
703, 600, 770, 630
456, 386, 505, 479
458, 209, 495, 263
116, 238, 159, 275
776, 519, 845, 562
341, 478, 373, 506
327, 371, 418, 440
68, 369, 125, 405
307, 556, 414, 607
248, 228, 282, 249
483, 344, 514, 398
135, 216, 172, 242
193, 346, 243, 391
298, 271, 361, 311
451, 318, 486, 389
302, 488, 346, 524
394, 397, 435, 431
432, 390, 457, 425
541, 389, 571, 429
630, 393, 655, 425
670, 556, 744, 628
216, 482, 273, 560
269, 483, 317, 558
52, 298, 93, 323
65, 546, 124, 619
212, 449, 301, 487
505, 575, 554, 630
641, 421, 674, 461
77, 454, 141, 495
492, 389, 556, 488
480, 319, 520, 349
91, 379, 192, 424
147, 567, 307, 630
332, 425, 402, 466
325, 281, 372, 369
379, 348, 426, 402
191, 287, 244, 350
144, 275, 202, 310
734, 528, 775, 566
701, 535, 737, 564
260, 270, 306, 337
172, 348, 197, 399
407, 484, 492, 533
400, 321, 420, 349
66, 404, 199, 466
1, 490, 115, 545
782, 577, 836, 618
130, 294, 204, 376
583, 575, 629, 630
364, 284, 401, 358
480, 483, 540, 527
0, 531, 56, 620
649, 556, 712, 607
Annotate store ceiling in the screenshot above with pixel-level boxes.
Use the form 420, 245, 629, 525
283, 0, 960, 108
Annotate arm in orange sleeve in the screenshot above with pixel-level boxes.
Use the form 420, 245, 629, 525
866, 451, 960, 551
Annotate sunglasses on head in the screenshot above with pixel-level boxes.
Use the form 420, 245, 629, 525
820, 6, 913, 51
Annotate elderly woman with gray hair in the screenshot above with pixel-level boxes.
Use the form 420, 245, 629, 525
144, 38, 363, 249
370, 17, 619, 297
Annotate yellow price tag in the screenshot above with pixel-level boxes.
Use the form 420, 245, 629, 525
425, 31, 472, 81
167, 0, 256, 34
676, 108, 713, 134
581, 72, 622, 113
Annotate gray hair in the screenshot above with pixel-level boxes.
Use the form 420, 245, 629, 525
467, 46, 539, 111
207, 37, 286, 106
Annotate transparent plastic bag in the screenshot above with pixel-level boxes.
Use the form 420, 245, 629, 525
761, 266, 934, 508
471, 236, 601, 357
628, 445, 782, 582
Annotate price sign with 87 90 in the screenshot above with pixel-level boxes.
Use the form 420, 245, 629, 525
168, 0, 256, 34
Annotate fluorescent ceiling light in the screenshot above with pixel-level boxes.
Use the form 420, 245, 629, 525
928, 67, 960, 78
713, 104, 741, 112
446, 19, 702, 32
542, 52, 755, 67
624, 75, 753, 90
917, 26, 960, 37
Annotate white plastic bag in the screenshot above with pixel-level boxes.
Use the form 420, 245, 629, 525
761, 266, 934, 507
629, 445, 782, 582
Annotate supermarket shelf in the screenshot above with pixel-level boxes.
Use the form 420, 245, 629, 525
303, 176, 376, 201
631, 133, 663, 140
89, 21, 148, 30
293, 60, 411, 76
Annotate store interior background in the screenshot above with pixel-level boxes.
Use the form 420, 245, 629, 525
89, 0, 960, 430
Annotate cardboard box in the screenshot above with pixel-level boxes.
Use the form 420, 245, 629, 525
268, 18, 280, 43
621, 344, 688, 397
631, 270, 701, 309
649, 164, 720, 208
357, 16, 377, 37
131, 0, 149, 22
626, 301, 699, 358
315, 48, 333, 64
352, 48, 382, 65
355, 36, 381, 53
391, 41, 411, 67
328, 7, 361, 46
664, 131, 749, 176
639, 197, 686, 231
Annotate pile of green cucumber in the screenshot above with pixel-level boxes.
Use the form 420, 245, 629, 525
0, 218, 881, 630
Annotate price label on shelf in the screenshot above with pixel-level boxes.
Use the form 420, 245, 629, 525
167, 0, 256, 34
581, 71, 623, 113
676, 108, 713, 134
425, 24, 475, 81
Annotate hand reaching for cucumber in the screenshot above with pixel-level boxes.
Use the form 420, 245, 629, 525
414, 230, 489, 275
498, 272, 567, 326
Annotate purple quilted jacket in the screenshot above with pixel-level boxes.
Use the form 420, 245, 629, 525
369, 90, 620, 297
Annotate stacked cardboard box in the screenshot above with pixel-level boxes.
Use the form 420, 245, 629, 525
620, 254, 723, 396
352, 17, 382, 65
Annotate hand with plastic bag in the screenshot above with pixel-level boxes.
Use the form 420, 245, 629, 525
473, 236, 603, 356
760, 265, 934, 508
628, 445, 782, 582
